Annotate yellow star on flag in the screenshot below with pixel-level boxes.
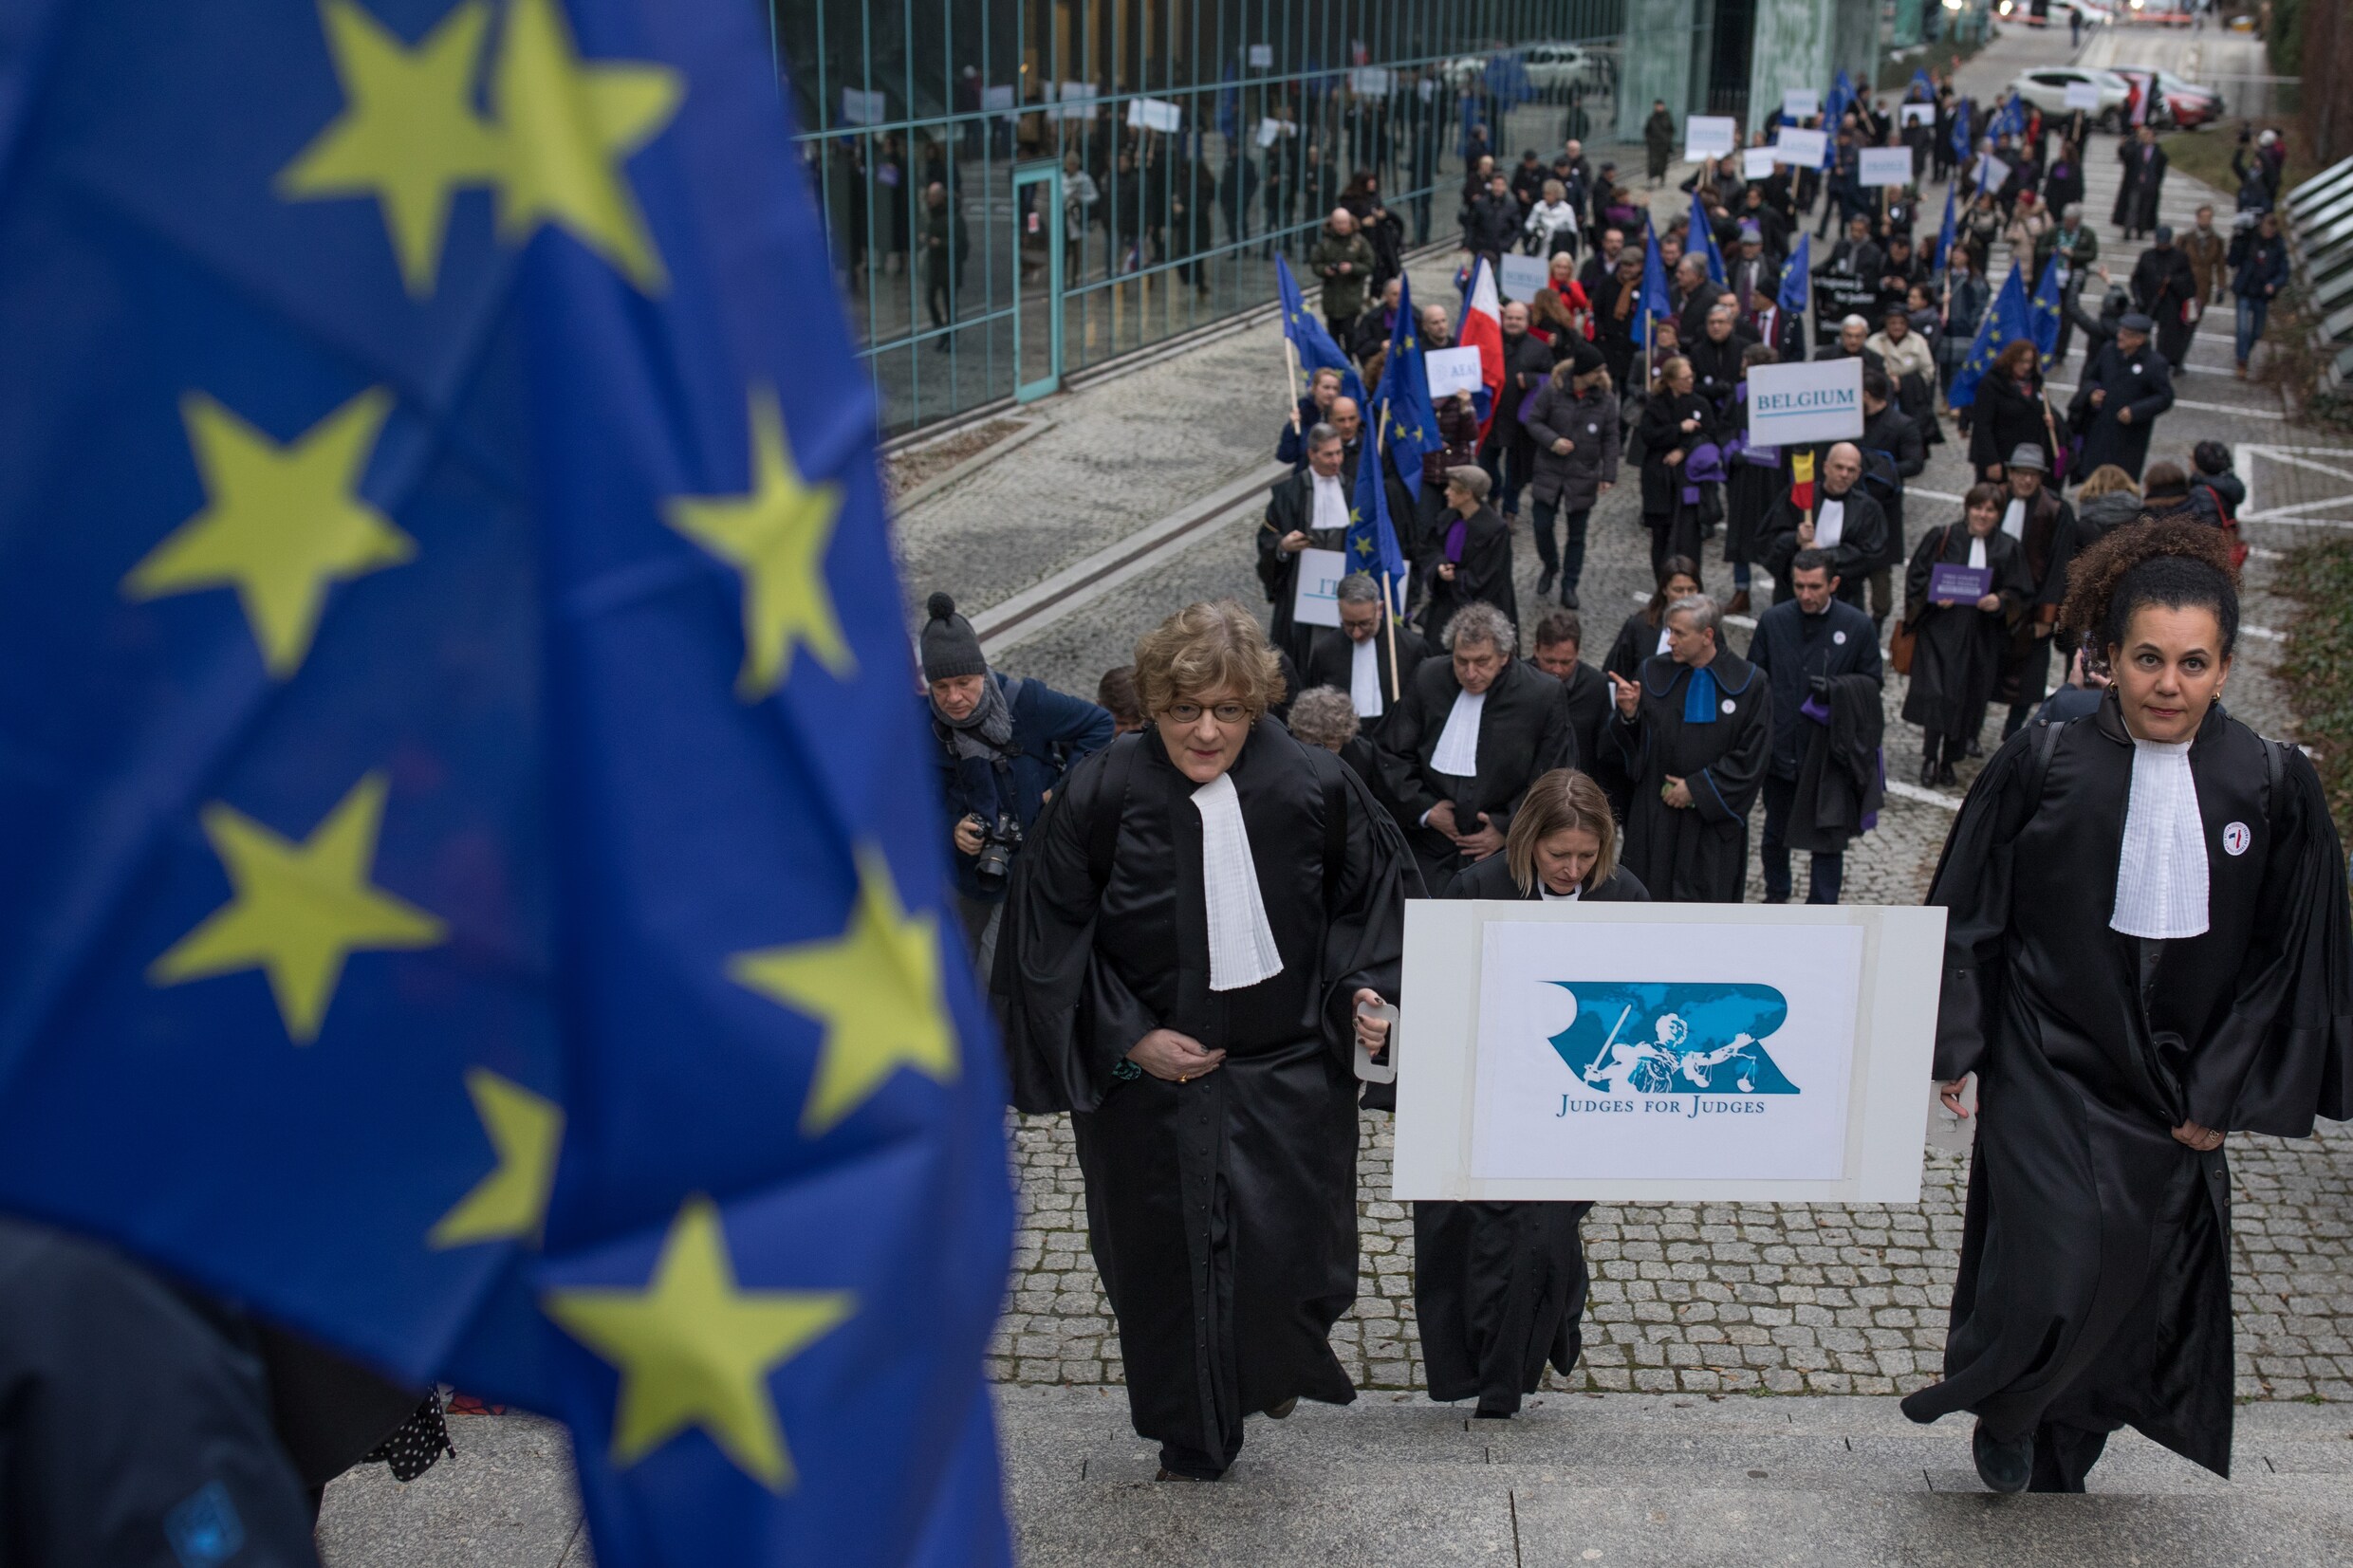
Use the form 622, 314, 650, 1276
276, 0, 502, 295
491, 0, 683, 294
662, 387, 852, 699
150, 772, 446, 1043
429, 1068, 565, 1248
727, 845, 956, 1136
543, 1195, 853, 1490
123, 389, 410, 679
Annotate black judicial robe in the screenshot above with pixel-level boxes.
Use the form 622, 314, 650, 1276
1901, 700, 2353, 1474
1606, 654, 1770, 902
1376, 655, 1579, 892
996, 723, 1415, 1472
1414, 857, 1649, 1414
1900, 525, 2032, 739
1259, 469, 1354, 668
1603, 608, 1670, 685
1417, 505, 1518, 645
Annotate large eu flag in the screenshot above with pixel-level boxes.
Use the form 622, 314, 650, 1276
1277, 254, 1368, 407
1949, 267, 2035, 410
0, 1, 1014, 1564
1373, 273, 1446, 501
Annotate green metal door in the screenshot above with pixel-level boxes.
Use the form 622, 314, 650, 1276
1011, 162, 1063, 402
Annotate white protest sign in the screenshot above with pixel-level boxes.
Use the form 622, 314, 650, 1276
1248, 43, 1274, 68
2065, 80, 2103, 111
1256, 117, 1284, 148
982, 83, 1015, 117
1858, 148, 1913, 188
1684, 115, 1736, 162
1974, 152, 2010, 192
1783, 88, 1820, 120
1773, 127, 1827, 169
1746, 356, 1865, 448
1291, 548, 1347, 629
1900, 102, 1934, 127
1056, 82, 1098, 120
1497, 252, 1551, 303
1424, 346, 1485, 399
1126, 97, 1182, 134
841, 86, 885, 126
1743, 147, 1779, 180
1391, 901, 1946, 1203
1348, 66, 1392, 97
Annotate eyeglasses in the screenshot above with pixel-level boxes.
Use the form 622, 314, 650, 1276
1163, 702, 1251, 726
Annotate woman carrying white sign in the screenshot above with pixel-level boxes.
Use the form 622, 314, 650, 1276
1416, 770, 1646, 1418
1903, 523, 2353, 1494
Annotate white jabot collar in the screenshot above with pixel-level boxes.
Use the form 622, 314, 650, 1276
1310, 471, 1348, 533
1349, 636, 1383, 718
1191, 772, 1285, 991
1815, 498, 1845, 547
2001, 497, 2028, 539
1540, 882, 1582, 901
2111, 733, 2210, 940
1432, 686, 1487, 776
1968, 535, 1988, 570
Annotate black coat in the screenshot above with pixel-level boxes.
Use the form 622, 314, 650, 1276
1638, 392, 1715, 518
995, 724, 1416, 1472
2068, 340, 2174, 481
1900, 523, 2032, 734
1684, 331, 1748, 418
1604, 652, 1771, 902
1858, 401, 1926, 565
1758, 486, 1888, 607
1417, 504, 1518, 642
1744, 597, 1882, 781
1604, 607, 1672, 684
1376, 655, 1578, 889
1788, 670, 1885, 854
1900, 700, 2353, 1475
1551, 658, 1616, 777
1260, 467, 1356, 666
1303, 622, 1431, 726
1675, 280, 1729, 346
1445, 855, 1650, 902
2114, 139, 2168, 231
2130, 245, 2200, 363
1485, 332, 1558, 454
1523, 380, 1621, 512
1967, 372, 2053, 476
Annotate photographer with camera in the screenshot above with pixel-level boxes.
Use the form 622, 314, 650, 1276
922, 593, 1115, 976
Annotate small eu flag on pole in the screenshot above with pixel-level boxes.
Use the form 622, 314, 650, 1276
2029, 252, 2068, 367
1948, 267, 2035, 409
0, 1, 1016, 1564
1374, 273, 1446, 501
1277, 255, 1369, 407
1348, 420, 1411, 623
1689, 187, 1726, 288
1950, 99, 1973, 161
1776, 234, 1811, 340
1640, 216, 1674, 323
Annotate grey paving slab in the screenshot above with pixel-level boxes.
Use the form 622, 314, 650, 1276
316, 1413, 582, 1568
1011, 1471, 1522, 1568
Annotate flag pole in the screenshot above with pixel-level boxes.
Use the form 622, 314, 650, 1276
1376, 422, 1402, 702
1283, 333, 1304, 429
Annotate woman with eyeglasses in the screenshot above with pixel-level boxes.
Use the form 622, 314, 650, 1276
997, 600, 1417, 1483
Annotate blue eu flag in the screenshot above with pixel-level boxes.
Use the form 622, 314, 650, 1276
1951, 99, 1973, 160
1825, 67, 1856, 127
1949, 267, 2034, 409
1347, 426, 1411, 618
2029, 253, 2068, 366
1777, 234, 1811, 319
0, 2, 1014, 1564
1640, 217, 1674, 324
1689, 188, 1726, 289
1277, 255, 1368, 407
1374, 273, 1446, 502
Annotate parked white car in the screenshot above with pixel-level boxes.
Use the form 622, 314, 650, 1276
2006, 65, 2133, 126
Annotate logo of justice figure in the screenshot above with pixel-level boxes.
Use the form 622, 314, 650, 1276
1545, 983, 1800, 1098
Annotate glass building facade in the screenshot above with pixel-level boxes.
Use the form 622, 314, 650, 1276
771, 0, 1738, 438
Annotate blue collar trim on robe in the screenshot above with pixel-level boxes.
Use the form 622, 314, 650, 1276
1683, 664, 1719, 723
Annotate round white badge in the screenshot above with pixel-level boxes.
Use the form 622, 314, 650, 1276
1721, 698, 1737, 714
1833, 630, 1848, 645
2131, 362, 2143, 375
1588, 422, 1600, 433
2223, 821, 2251, 857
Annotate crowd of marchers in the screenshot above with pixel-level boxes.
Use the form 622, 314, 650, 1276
909, 74, 2349, 1507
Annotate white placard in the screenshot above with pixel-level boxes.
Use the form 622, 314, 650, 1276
2065, 80, 2103, 111
1291, 547, 1347, 629
1773, 127, 1828, 169
1497, 252, 1551, 303
1425, 346, 1485, 398
1973, 152, 2010, 192
1349, 66, 1392, 97
1056, 82, 1098, 121
1900, 102, 1934, 127
1125, 97, 1183, 134
1256, 117, 1284, 148
1743, 147, 1779, 180
1783, 88, 1820, 120
841, 86, 886, 126
1391, 901, 1947, 1203
1684, 115, 1736, 162
1248, 43, 1274, 69
1746, 356, 1865, 447
982, 83, 1015, 116
1858, 147, 1913, 188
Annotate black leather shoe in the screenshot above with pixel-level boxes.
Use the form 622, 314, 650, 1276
1536, 567, 1556, 597
1919, 757, 1938, 787
1560, 583, 1580, 608
1265, 1396, 1299, 1420
1973, 1420, 2033, 1494
1936, 762, 1958, 786
1964, 737, 1983, 759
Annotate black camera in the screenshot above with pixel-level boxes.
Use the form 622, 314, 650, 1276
973, 811, 1023, 892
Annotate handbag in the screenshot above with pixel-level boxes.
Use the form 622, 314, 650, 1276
1890, 525, 1952, 677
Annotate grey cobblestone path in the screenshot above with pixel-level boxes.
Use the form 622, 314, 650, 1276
921, 25, 2352, 1408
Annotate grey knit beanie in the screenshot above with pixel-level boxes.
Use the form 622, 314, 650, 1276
919, 592, 987, 682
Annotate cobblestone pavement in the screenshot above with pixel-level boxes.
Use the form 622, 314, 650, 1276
912, 23, 2353, 1406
